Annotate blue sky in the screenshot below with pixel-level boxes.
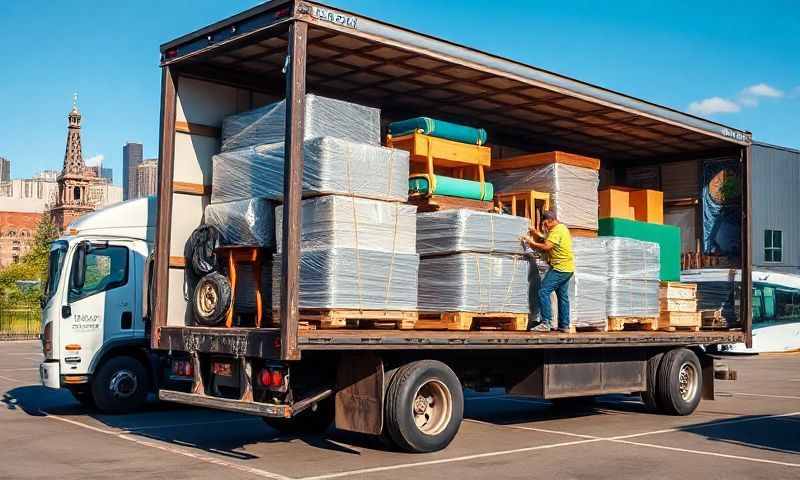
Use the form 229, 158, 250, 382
1, 1, 798, 184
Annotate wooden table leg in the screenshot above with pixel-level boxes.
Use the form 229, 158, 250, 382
225, 251, 236, 328
254, 250, 263, 328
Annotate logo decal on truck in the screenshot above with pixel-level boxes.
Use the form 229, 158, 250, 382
72, 313, 101, 331
313, 7, 358, 29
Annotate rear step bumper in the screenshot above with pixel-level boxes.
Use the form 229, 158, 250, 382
158, 388, 332, 418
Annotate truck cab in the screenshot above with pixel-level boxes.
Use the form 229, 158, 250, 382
39, 197, 159, 413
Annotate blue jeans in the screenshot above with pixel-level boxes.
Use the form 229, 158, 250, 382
538, 269, 573, 330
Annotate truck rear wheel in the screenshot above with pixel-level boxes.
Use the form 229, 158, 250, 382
384, 360, 463, 453
656, 348, 702, 416
262, 397, 334, 434
91, 356, 150, 414
192, 272, 231, 326
641, 352, 664, 412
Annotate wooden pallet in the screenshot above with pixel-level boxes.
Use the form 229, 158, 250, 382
700, 309, 728, 329
415, 311, 528, 331
275, 309, 418, 330
659, 311, 701, 331
568, 324, 608, 333
659, 298, 698, 313
607, 316, 660, 332
659, 282, 697, 300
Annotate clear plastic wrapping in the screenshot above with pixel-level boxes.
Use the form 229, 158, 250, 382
569, 238, 609, 328
272, 249, 419, 310
418, 253, 530, 313
211, 137, 410, 203
606, 237, 660, 317
416, 210, 529, 256
233, 263, 272, 314
204, 198, 275, 248
221, 94, 381, 152
275, 196, 417, 254
488, 163, 599, 230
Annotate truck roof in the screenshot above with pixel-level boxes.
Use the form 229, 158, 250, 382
67, 196, 156, 243
159, 0, 751, 158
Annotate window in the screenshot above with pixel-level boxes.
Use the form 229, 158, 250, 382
764, 230, 783, 263
44, 242, 68, 302
69, 245, 129, 302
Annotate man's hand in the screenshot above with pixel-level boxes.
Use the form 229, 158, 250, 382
530, 226, 545, 240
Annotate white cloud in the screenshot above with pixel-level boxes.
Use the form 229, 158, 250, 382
84, 154, 104, 167
688, 97, 741, 115
688, 83, 785, 116
742, 83, 783, 98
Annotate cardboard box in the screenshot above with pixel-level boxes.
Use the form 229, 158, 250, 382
629, 189, 664, 224
599, 188, 632, 220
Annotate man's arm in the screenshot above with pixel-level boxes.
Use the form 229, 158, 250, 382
522, 235, 555, 252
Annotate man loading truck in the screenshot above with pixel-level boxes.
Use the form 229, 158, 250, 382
524, 211, 575, 333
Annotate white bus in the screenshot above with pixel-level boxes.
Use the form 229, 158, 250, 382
681, 269, 800, 353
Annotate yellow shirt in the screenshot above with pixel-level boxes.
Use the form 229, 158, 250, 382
545, 223, 575, 273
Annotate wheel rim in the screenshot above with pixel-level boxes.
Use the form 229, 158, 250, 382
197, 281, 218, 317
109, 370, 138, 399
678, 362, 699, 402
411, 379, 452, 436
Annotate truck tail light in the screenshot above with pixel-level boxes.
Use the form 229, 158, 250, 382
259, 368, 286, 388
172, 360, 193, 378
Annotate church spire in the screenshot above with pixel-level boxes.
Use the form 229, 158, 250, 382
63, 92, 84, 174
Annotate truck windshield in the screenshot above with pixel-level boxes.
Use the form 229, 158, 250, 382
44, 241, 68, 302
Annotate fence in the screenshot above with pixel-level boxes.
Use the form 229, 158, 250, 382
0, 304, 41, 340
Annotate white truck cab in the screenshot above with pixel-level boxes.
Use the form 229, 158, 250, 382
40, 197, 159, 412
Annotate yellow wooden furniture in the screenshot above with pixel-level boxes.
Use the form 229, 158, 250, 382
494, 190, 550, 229
386, 132, 491, 193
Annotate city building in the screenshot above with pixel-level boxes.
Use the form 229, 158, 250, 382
135, 158, 158, 198
0, 211, 40, 267
0, 157, 9, 183
87, 165, 114, 184
123, 142, 143, 200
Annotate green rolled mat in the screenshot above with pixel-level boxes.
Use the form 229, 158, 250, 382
409, 174, 494, 201
598, 217, 681, 281
389, 117, 488, 145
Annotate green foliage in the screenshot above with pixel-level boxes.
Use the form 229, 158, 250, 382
719, 175, 742, 203
0, 214, 59, 304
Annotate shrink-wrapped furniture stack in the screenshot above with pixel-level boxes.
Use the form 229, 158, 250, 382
488, 151, 600, 233
569, 238, 609, 330
606, 237, 661, 319
416, 210, 531, 316
210, 94, 417, 316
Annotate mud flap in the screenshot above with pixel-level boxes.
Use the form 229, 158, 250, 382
335, 352, 384, 434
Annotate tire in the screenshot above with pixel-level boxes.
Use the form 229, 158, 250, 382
91, 356, 150, 414
262, 397, 334, 434
384, 360, 464, 453
641, 352, 664, 412
192, 272, 231, 326
656, 348, 703, 416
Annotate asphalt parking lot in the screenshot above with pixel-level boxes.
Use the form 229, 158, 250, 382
1, 341, 798, 480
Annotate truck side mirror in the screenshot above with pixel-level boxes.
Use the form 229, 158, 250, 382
71, 242, 88, 290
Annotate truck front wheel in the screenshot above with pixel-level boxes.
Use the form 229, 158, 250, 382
656, 348, 702, 416
91, 356, 150, 414
384, 360, 464, 453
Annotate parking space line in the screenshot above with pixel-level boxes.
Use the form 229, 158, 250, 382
611, 410, 800, 441
0, 367, 38, 371
724, 392, 800, 400
0, 373, 24, 384
298, 438, 604, 480
124, 417, 257, 431
44, 411, 293, 480
612, 439, 800, 468
465, 418, 597, 439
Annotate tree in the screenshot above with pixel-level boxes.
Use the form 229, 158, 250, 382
0, 214, 59, 304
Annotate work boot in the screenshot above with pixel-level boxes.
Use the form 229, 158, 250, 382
529, 323, 553, 332
557, 327, 572, 334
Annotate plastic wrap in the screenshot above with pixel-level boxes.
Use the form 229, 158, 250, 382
569, 238, 609, 328
204, 198, 275, 248
272, 249, 419, 310
221, 94, 380, 152
211, 137, 410, 203
416, 210, 529, 256
606, 237, 660, 317
488, 163, 599, 230
418, 253, 530, 313
275, 196, 417, 254
233, 263, 272, 314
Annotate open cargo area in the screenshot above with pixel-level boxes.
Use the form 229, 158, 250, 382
152, 1, 751, 358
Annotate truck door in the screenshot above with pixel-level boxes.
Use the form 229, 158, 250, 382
61, 241, 136, 374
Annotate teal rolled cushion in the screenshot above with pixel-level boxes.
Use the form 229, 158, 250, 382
389, 117, 487, 145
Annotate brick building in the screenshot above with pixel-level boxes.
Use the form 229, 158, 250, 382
0, 211, 40, 267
